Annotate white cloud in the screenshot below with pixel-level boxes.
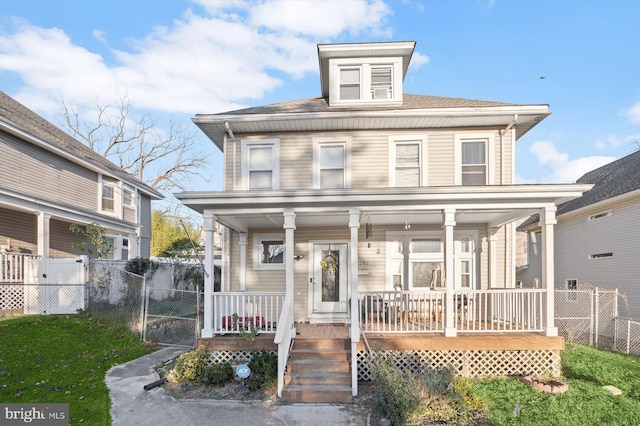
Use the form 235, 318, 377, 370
409, 51, 430, 69
0, 0, 394, 116
92, 29, 106, 43
529, 141, 616, 183
625, 101, 640, 124
594, 133, 640, 150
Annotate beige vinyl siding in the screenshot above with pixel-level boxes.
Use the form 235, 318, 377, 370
49, 218, 86, 258
223, 128, 511, 190
1, 133, 99, 210
427, 132, 455, 186
123, 207, 136, 224
555, 195, 640, 318
0, 208, 37, 254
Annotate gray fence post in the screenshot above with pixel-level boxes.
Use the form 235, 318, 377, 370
594, 287, 599, 348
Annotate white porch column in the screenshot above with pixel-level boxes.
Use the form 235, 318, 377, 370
283, 210, 296, 316
128, 233, 138, 260
443, 208, 457, 337
487, 227, 498, 289
348, 210, 360, 396
36, 212, 51, 258
202, 214, 216, 338
541, 206, 558, 337
239, 232, 247, 291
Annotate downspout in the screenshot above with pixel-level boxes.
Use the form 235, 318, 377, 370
224, 121, 237, 190
499, 114, 518, 185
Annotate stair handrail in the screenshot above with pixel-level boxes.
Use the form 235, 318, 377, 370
274, 292, 295, 398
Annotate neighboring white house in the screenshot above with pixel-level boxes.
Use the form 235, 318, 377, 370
176, 41, 591, 399
0, 91, 163, 280
517, 150, 640, 319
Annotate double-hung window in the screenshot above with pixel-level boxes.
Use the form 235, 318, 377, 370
313, 137, 351, 189
389, 136, 427, 187
455, 133, 495, 185
242, 139, 280, 190
102, 184, 115, 212
330, 58, 402, 105
340, 68, 361, 100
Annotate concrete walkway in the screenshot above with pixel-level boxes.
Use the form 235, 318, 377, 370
106, 347, 372, 426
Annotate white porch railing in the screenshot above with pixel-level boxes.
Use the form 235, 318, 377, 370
211, 292, 284, 334
360, 289, 545, 333
274, 293, 295, 398
1, 253, 40, 283
360, 291, 446, 332
457, 289, 545, 332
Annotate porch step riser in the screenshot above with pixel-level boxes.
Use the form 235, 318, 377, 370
281, 388, 352, 404
289, 350, 350, 361
285, 372, 351, 386
287, 361, 350, 374
293, 339, 351, 351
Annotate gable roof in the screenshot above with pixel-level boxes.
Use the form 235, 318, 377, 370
194, 94, 549, 150
518, 150, 640, 229
0, 91, 162, 200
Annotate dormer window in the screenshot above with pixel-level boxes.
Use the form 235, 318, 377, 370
330, 58, 402, 106
340, 68, 361, 100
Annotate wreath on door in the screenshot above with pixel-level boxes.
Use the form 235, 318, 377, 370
320, 253, 339, 273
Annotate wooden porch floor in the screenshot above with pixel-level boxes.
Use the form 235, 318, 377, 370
198, 323, 564, 353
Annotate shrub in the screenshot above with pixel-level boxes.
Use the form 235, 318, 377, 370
169, 349, 209, 383
422, 365, 455, 394
372, 356, 423, 425
246, 350, 277, 391
202, 362, 233, 386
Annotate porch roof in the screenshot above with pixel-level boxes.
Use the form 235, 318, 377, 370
176, 184, 592, 232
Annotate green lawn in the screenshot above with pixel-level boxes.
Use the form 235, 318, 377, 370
474, 344, 640, 425
0, 314, 156, 425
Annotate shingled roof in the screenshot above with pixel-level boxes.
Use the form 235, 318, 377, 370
0, 91, 162, 199
518, 149, 640, 229
198, 93, 518, 116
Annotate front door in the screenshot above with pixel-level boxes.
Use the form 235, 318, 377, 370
311, 243, 349, 316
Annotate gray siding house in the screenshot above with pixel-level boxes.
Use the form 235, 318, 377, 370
517, 150, 640, 319
0, 91, 162, 270
177, 41, 591, 401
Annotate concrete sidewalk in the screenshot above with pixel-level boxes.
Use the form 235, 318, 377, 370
106, 347, 371, 426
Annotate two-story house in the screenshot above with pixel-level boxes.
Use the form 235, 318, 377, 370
0, 91, 163, 284
517, 150, 640, 319
176, 41, 591, 402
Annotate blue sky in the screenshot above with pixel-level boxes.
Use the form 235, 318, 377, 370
1, 0, 639, 195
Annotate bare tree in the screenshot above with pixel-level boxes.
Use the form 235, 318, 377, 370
61, 95, 208, 192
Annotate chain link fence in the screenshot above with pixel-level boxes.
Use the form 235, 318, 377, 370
554, 286, 638, 355
86, 260, 146, 336
143, 286, 201, 347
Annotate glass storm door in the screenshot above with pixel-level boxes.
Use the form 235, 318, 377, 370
312, 244, 348, 314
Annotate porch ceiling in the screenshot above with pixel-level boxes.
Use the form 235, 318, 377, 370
176, 184, 592, 233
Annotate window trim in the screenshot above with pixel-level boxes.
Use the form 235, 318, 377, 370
312, 137, 352, 189
388, 135, 428, 187
454, 133, 495, 185
241, 139, 280, 190
252, 232, 285, 270
329, 57, 403, 106
98, 175, 121, 217
588, 210, 613, 221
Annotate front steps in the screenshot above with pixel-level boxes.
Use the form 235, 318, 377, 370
281, 338, 353, 403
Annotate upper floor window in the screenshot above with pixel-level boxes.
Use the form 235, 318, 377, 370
330, 58, 402, 105
102, 184, 115, 212
454, 133, 495, 185
340, 68, 361, 100
123, 188, 134, 207
241, 139, 280, 190
313, 137, 351, 189
388, 136, 427, 187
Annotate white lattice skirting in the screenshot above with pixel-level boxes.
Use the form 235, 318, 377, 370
204, 348, 560, 379
357, 349, 561, 381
